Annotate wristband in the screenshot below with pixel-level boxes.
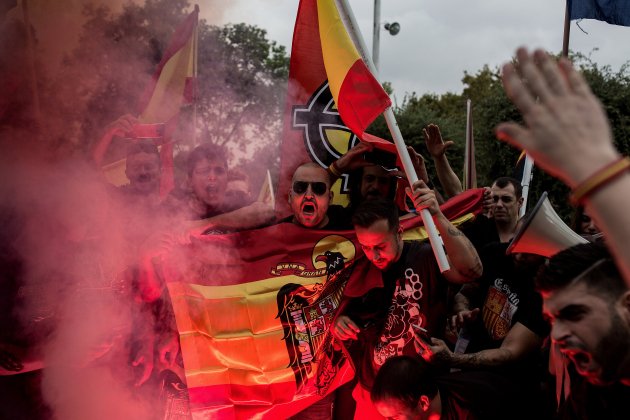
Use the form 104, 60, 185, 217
328, 162, 342, 178
570, 157, 630, 205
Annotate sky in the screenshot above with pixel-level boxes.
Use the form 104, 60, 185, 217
213, 0, 630, 99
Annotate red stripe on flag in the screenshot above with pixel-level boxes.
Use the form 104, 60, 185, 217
188, 382, 323, 418
183, 76, 196, 103
137, 7, 198, 113
336, 59, 391, 137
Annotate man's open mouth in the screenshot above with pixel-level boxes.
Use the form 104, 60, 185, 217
302, 202, 316, 215
565, 349, 595, 374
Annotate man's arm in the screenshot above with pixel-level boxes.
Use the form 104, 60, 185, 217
424, 124, 463, 198
497, 47, 630, 286
429, 322, 543, 369
188, 201, 275, 235
92, 114, 137, 167
408, 180, 482, 283
450, 287, 481, 331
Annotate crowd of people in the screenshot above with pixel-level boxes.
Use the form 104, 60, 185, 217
2, 46, 630, 420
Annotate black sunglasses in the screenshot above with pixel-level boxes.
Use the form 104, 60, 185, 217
292, 181, 328, 196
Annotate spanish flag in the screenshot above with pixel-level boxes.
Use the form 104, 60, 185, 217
276, 0, 391, 218
102, 6, 198, 195
137, 6, 198, 124
317, 0, 391, 139
146, 189, 484, 418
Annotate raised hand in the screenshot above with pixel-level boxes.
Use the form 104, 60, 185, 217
424, 124, 454, 158
496, 48, 619, 189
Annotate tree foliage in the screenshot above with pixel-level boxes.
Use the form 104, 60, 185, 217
370, 55, 630, 222
26, 0, 630, 221
43, 0, 288, 170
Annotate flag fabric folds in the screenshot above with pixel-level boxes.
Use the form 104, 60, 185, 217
317, 0, 391, 138
137, 5, 198, 196
276, 0, 391, 218
153, 189, 485, 418
569, 0, 630, 26
100, 7, 198, 194
161, 223, 373, 419
138, 6, 198, 123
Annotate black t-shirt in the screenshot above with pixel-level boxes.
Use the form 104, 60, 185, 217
466, 242, 549, 353
461, 214, 499, 252
458, 241, 550, 394
343, 241, 447, 389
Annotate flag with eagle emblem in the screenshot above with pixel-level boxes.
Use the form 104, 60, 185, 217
146, 189, 485, 418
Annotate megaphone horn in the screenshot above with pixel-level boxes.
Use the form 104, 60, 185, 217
506, 192, 588, 257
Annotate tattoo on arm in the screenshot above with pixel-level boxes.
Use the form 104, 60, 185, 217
452, 348, 514, 369
447, 226, 464, 237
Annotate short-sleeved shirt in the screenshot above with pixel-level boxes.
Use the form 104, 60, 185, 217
343, 241, 447, 389
462, 242, 549, 382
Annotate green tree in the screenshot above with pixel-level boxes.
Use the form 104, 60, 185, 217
367, 55, 630, 221
43, 0, 289, 175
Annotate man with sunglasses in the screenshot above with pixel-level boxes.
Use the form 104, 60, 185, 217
287, 162, 352, 230
285, 162, 355, 419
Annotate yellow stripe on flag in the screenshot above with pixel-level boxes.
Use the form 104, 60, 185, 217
140, 35, 194, 123
317, 0, 361, 103
167, 274, 327, 388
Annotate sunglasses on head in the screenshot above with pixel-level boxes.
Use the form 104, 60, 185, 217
292, 181, 328, 196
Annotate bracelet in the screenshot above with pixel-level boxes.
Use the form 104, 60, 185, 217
570, 157, 630, 205
328, 162, 342, 178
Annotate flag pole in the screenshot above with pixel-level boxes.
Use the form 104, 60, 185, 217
335, 0, 450, 272
519, 154, 534, 218
463, 99, 476, 190
562, 0, 571, 57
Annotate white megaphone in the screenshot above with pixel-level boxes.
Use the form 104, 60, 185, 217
506, 192, 588, 257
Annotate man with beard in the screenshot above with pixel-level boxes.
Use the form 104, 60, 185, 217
332, 190, 482, 417
286, 162, 351, 230
537, 242, 630, 419
283, 162, 355, 419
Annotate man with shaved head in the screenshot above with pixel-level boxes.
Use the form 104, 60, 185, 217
287, 162, 350, 231
284, 161, 354, 419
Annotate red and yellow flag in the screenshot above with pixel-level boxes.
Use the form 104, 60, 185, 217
160, 225, 373, 419
317, 0, 391, 138
138, 5, 198, 196
147, 189, 484, 418
103, 6, 198, 195
276, 0, 391, 218
138, 6, 198, 124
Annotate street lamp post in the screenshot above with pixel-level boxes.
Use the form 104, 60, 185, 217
372, 0, 400, 71
373, 0, 381, 70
